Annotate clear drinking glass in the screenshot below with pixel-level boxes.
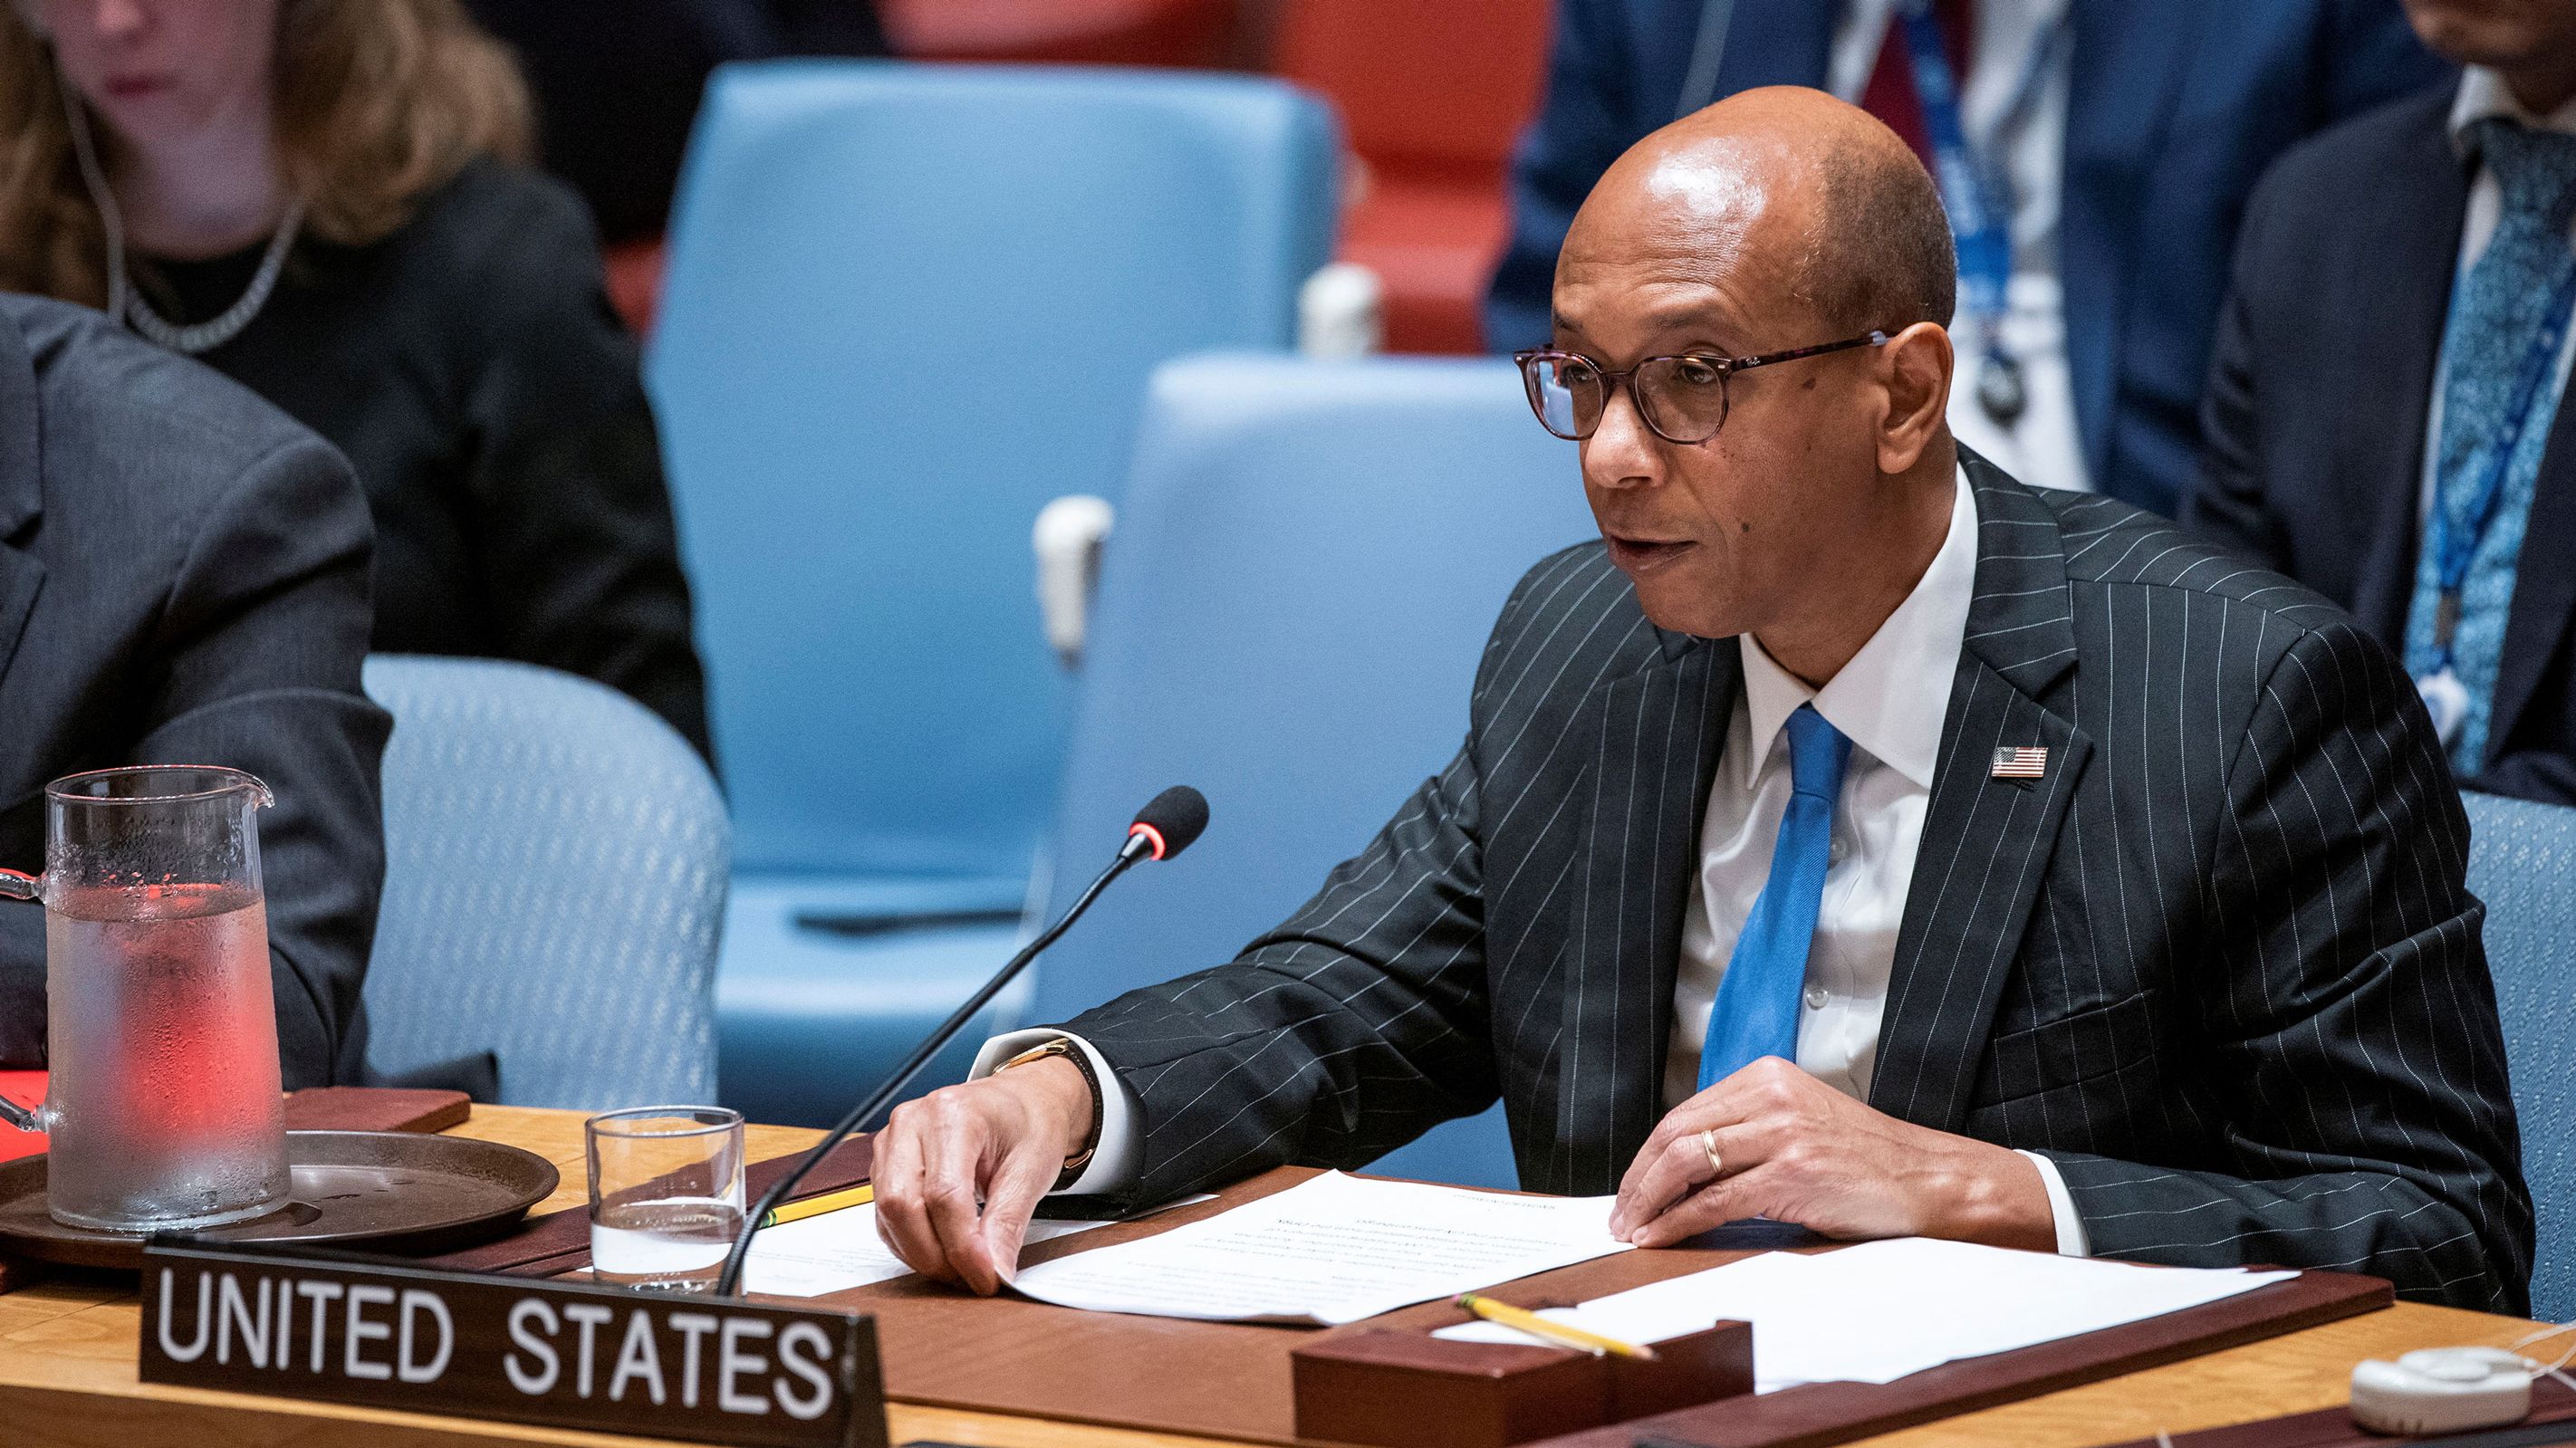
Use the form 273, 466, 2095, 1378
0, 766, 289, 1232
587, 1106, 745, 1293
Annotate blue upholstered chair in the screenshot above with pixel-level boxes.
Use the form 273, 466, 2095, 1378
1023, 354, 1594, 1187
2464, 789, 2576, 1320
360, 656, 726, 1109
649, 62, 1339, 1126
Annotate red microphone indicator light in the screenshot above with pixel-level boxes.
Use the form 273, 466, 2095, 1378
1125, 786, 1208, 863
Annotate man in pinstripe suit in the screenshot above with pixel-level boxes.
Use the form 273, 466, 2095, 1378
875, 90, 2533, 1314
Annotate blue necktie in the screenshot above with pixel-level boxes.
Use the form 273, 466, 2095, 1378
2405, 119, 2576, 772
1698, 704, 1852, 1092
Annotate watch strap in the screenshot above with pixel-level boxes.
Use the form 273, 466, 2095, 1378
996, 1036, 1104, 1191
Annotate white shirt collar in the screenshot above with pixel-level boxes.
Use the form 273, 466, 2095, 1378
1736, 466, 1978, 792
2449, 67, 2576, 156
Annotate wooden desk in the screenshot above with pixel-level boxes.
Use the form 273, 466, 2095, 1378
0, 1105, 2544, 1448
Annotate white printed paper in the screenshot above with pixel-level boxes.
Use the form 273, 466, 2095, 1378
1007, 1171, 1635, 1326
745, 1205, 1111, 1298
1437, 1236, 2296, 1392
743, 1194, 1215, 1298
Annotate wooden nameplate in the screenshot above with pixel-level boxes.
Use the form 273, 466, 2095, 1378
1293, 1318, 1754, 1448
139, 1241, 888, 1448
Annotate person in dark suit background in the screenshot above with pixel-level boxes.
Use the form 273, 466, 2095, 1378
0, 0, 713, 760
1485, 0, 2448, 518
2188, 0, 2576, 807
464, 0, 891, 246
868, 90, 2530, 1314
0, 294, 389, 1090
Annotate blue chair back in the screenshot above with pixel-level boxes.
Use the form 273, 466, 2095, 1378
650, 62, 1338, 887
361, 656, 726, 1108
2465, 789, 2576, 1320
1030, 355, 1595, 1185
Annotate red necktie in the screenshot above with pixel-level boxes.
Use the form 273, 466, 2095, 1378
1858, 0, 1975, 169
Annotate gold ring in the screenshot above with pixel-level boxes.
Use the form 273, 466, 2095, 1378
1699, 1127, 1723, 1178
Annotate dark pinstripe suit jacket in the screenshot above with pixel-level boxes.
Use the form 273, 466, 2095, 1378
1064, 455, 2533, 1313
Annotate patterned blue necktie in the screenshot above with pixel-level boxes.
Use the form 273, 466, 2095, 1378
1698, 704, 1852, 1092
2405, 118, 2576, 773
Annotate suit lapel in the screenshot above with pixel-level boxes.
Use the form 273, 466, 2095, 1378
2489, 391, 2576, 758
2060, 0, 2192, 490
1554, 626, 1733, 1194
1870, 464, 2093, 1133
2348, 105, 2574, 764
2348, 118, 2470, 646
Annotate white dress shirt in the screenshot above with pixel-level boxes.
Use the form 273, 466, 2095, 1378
1657, 475, 1973, 1110
2418, 68, 2576, 519
985, 466, 2090, 1254
1829, 0, 2091, 494
1659, 468, 2086, 1254
969, 1028, 1142, 1195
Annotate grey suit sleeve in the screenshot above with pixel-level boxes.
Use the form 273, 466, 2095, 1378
2041, 620, 2533, 1314
1057, 744, 1499, 1207
135, 436, 392, 1088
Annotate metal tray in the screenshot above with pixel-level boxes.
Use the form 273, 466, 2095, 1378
0, 1130, 559, 1270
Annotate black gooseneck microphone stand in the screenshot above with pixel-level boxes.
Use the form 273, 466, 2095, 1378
712, 787, 1205, 1298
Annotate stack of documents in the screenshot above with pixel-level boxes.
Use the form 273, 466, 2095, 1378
1009, 1171, 1636, 1325
1436, 1237, 2296, 1392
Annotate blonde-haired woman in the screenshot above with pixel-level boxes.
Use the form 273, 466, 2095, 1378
1, 0, 711, 759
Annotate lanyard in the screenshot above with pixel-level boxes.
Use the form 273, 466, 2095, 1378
1895, 1, 2066, 421
1895, 2, 2062, 321
2422, 263, 2576, 663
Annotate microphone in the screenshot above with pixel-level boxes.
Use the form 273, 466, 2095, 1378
712, 785, 1208, 1297
1120, 783, 1208, 863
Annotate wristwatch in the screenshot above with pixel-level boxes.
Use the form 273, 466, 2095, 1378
995, 1037, 1103, 1190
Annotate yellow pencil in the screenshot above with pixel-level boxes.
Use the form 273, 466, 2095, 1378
759, 1182, 875, 1229
1454, 1292, 1659, 1361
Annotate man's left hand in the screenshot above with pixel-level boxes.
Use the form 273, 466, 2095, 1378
1608, 1057, 2056, 1251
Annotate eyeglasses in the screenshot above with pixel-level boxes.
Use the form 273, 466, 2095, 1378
1513, 331, 1890, 444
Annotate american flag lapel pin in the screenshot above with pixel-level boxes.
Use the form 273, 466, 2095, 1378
1991, 745, 2049, 780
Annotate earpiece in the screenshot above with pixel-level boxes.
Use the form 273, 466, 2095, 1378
2350, 1347, 2534, 1434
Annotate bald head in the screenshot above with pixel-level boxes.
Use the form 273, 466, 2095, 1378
1547, 86, 1964, 681
1563, 87, 1955, 339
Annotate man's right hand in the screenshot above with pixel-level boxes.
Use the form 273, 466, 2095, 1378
870, 1055, 1095, 1294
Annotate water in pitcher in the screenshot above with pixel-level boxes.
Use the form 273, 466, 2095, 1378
43, 882, 289, 1231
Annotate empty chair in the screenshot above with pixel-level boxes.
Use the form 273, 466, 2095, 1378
1274, 0, 1552, 352
649, 62, 1338, 1125
2465, 789, 2576, 1321
361, 656, 726, 1109
1024, 353, 1594, 1187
